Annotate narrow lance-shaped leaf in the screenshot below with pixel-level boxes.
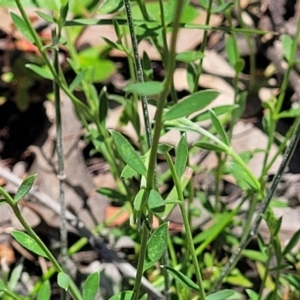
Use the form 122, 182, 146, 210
14, 174, 37, 203
206, 290, 235, 300
25, 64, 53, 80
35, 11, 55, 23
225, 35, 238, 67
124, 81, 164, 96
82, 272, 100, 300
143, 223, 169, 271
99, 86, 108, 129
175, 134, 188, 178
176, 51, 204, 63
187, 63, 197, 93
209, 109, 229, 146
69, 69, 88, 91
108, 291, 133, 300
10, 12, 34, 43
8, 263, 23, 290
163, 265, 199, 291
194, 141, 228, 153
110, 130, 147, 177
163, 90, 219, 121
281, 34, 293, 63
282, 228, 300, 256
11, 231, 47, 257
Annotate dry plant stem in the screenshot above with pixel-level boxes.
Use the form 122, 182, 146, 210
0, 188, 83, 300
52, 36, 68, 278
132, 1, 185, 299
211, 115, 300, 292
123, 0, 152, 149
165, 153, 206, 299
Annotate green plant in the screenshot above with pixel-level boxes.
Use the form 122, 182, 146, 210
1, 0, 300, 299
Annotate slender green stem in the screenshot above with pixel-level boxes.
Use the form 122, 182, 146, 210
132, 222, 149, 300
258, 246, 272, 298
132, 2, 185, 298
165, 153, 206, 299
1, 289, 24, 300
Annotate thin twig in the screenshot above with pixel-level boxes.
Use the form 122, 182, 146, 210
52, 30, 68, 276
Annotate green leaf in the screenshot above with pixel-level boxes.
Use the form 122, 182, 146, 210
163, 90, 219, 121
35, 11, 55, 23
212, 2, 234, 13
134, 189, 145, 212
194, 141, 228, 153
57, 272, 70, 291
234, 58, 245, 73
242, 249, 267, 262
163, 265, 199, 291
102, 37, 125, 51
77, 48, 115, 82
209, 110, 229, 145
97, 188, 126, 201
187, 63, 197, 93
110, 130, 147, 177
124, 81, 164, 96
8, 263, 23, 290
14, 174, 37, 203
0, 279, 5, 291
121, 164, 138, 179
10, 12, 34, 43
281, 34, 293, 63
98, 0, 124, 14
25, 64, 53, 80
148, 189, 165, 216
225, 35, 238, 68
176, 51, 204, 63
37, 280, 51, 300
175, 134, 188, 178
157, 143, 173, 154
144, 223, 169, 271
99, 86, 108, 128
192, 105, 237, 122
113, 19, 122, 41
69, 69, 88, 91
224, 161, 258, 191
277, 108, 300, 119
109, 291, 133, 300
82, 272, 100, 300
225, 268, 252, 288
142, 51, 153, 79
246, 289, 260, 300
11, 231, 47, 257
206, 290, 235, 300
283, 228, 300, 256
